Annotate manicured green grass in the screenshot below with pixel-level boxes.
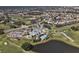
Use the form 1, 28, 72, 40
64, 30, 79, 44
54, 23, 79, 45
0, 35, 24, 53
0, 42, 23, 53
8, 38, 33, 46
56, 23, 79, 32
49, 32, 69, 42
0, 24, 10, 29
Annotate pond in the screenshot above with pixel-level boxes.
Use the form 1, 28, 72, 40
32, 40, 79, 53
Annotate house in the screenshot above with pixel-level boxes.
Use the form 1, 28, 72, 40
48, 18, 53, 24
31, 19, 38, 24
55, 16, 61, 20
6, 19, 49, 40
40, 34, 48, 40
24, 35, 32, 39
8, 31, 22, 38
29, 28, 40, 36
42, 28, 49, 34
6, 26, 29, 38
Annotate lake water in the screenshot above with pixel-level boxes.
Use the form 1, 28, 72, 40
32, 40, 79, 53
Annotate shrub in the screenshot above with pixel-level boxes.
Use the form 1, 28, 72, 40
71, 26, 79, 31
0, 29, 4, 34
21, 42, 33, 51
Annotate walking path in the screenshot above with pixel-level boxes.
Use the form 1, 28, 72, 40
60, 32, 74, 42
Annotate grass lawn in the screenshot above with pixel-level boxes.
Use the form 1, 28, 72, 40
0, 35, 24, 53
8, 38, 33, 46
0, 24, 10, 30
56, 23, 79, 32
64, 30, 79, 44
0, 42, 23, 53
54, 23, 79, 45
49, 32, 70, 42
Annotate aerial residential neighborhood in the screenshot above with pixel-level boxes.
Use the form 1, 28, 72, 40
1, 6, 79, 53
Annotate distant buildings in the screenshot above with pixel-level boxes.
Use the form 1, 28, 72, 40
6, 22, 49, 41
8, 31, 22, 38
2, 6, 79, 41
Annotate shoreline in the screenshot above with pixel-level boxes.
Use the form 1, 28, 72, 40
33, 38, 79, 49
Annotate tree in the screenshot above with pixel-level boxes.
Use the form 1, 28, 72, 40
71, 26, 79, 31
21, 42, 33, 51
0, 16, 5, 21
9, 24, 17, 28
0, 29, 4, 34
4, 13, 11, 23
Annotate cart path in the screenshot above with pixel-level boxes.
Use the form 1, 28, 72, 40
60, 32, 74, 42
